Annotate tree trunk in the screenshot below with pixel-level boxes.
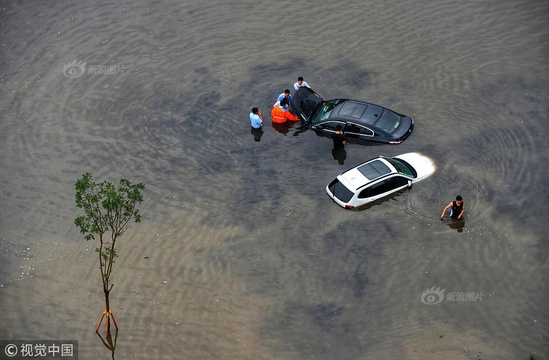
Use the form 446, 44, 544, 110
104, 287, 114, 349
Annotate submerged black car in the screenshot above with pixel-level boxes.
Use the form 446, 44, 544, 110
289, 87, 414, 144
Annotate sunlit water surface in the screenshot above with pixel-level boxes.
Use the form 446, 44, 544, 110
0, 0, 548, 359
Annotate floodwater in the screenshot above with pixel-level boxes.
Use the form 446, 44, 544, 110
1, 0, 548, 359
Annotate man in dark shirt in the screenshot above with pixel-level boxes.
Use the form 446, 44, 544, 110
331, 125, 347, 165
331, 125, 346, 150
440, 195, 465, 220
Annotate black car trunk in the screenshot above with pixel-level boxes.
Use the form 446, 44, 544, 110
289, 87, 323, 123
391, 117, 414, 142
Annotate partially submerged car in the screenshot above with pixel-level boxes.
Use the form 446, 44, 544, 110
326, 152, 435, 209
289, 87, 414, 144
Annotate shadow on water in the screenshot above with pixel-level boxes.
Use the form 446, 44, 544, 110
443, 218, 466, 233
331, 149, 347, 165
320, 222, 391, 298
266, 300, 361, 359
0, 1, 548, 358
291, 122, 310, 137
250, 127, 264, 142
96, 328, 118, 360
271, 121, 298, 135
260, 218, 401, 359
308, 303, 346, 331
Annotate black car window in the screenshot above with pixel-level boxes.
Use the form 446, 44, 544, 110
363, 105, 383, 122
357, 160, 391, 180
345, 123, 374, 137
390, 176, 409, 188
311, 99, 341, 124
351, 104, 367, 118
328, 178, 354, 203
384, 157, 417, 177
338, 102, 357, 117
374, 109, 402, 133
358, 176, 408, 198
338, 102, 367, 119
318, 121, 346, 132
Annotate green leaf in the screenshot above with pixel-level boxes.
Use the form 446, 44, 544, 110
74, 173, 145, 286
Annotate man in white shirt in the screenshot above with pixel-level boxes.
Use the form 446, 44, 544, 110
293, 76, 311, 91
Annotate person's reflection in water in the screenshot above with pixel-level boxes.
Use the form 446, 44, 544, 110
332, 148, 347, 165
251, 127, 263, 142
446, 218, 465, 233
271, 122, 291, 135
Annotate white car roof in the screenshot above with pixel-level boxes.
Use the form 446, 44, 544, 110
338, 158, 395, 191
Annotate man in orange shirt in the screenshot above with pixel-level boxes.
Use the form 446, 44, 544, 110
271, 99, 299, 123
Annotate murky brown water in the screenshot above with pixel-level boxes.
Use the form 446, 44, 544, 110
1, 0, 548, 359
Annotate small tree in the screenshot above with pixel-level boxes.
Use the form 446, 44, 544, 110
74, 172, 145, 358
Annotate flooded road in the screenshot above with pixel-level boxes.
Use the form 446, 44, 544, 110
0, 0, 548, 359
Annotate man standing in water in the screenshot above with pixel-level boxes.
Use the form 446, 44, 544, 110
331, 125, 346, 151
250, 107, 263, 142
331, 125, 347, 165
440, 195, 465, 220
250, 107, 263, 129
293, 76, 311, 91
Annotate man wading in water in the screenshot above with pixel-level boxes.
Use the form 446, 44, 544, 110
440, 195, 465, 220
331, 125, 347, 165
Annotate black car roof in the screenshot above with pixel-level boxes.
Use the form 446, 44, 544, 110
333, 101, 386, 126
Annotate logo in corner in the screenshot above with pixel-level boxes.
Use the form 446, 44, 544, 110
63, 60, 87, 78
421, 286, 445, 305
4, 343, 18, 357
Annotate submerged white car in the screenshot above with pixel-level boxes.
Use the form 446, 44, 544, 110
326, 152, 436, 209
